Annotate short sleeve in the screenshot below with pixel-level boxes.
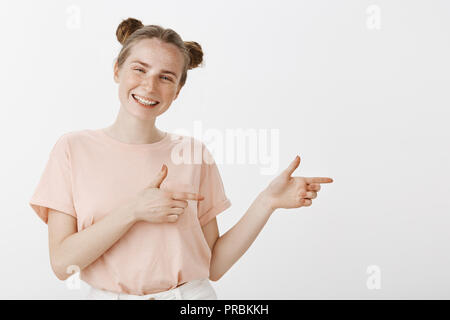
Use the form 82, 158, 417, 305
197, 144, 231, 227
29, 134, 77, 224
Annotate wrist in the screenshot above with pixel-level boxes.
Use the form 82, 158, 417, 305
257, 189, 277, 213
115, 199, 139, 226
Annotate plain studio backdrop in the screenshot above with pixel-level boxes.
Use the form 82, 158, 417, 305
1, 0, 449, 299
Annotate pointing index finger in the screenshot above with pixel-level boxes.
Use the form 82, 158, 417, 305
305, 177, 334, 184
171, 192, 205, 201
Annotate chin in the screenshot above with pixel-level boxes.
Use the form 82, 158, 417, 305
124, 102, 169, 120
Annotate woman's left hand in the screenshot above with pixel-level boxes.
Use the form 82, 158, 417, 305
262, 155, 333, 210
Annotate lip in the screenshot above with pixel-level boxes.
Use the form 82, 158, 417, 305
132, 94, 160, 108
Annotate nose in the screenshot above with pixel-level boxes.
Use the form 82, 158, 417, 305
141, 74, 158, 92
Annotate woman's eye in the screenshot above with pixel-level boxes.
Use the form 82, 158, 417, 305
132, 69, 172, 82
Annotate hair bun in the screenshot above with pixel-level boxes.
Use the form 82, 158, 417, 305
184, 41, 203, 69
116, 18, 144, 45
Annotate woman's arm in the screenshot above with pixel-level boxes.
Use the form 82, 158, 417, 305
208, 192, 273, 281
48, 165, 203, 281
48, 202, 136, 281
209, 155, 333, 281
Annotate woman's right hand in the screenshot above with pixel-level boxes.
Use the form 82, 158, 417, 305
130, 164, 204, 224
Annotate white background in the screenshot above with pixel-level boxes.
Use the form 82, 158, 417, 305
1, 0, 449, 299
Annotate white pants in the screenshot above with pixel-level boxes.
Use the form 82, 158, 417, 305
86, 278, 218, 300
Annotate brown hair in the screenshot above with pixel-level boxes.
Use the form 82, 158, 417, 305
115, 17, 203, 89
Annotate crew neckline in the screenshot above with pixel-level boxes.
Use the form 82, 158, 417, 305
95, 128, 172, 149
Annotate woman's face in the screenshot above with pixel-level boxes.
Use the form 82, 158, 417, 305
114, 38, 185, 120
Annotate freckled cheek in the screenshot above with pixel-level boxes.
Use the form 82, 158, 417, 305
121, 79, 139, 97
167, 86, 179, 98
119, 86, 129, 99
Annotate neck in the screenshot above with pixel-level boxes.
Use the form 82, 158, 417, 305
104, 105, 165, 144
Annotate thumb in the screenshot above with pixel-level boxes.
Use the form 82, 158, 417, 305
147, 164, 168, 188
282, 155, 301, 178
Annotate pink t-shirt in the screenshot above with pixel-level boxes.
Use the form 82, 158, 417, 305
29, 129, 231, 295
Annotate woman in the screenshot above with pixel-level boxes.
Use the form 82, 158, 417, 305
29, 18, 333, 300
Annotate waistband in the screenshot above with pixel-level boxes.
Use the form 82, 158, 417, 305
88, 278, 210, 300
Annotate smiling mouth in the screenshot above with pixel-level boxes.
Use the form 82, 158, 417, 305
132, 94, 160, 107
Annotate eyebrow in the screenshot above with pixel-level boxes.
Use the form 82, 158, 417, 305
130, 60, 178, 78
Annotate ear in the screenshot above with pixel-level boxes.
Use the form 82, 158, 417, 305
113, 61, 120, 83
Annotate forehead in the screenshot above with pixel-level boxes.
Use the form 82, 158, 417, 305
127, 38, 184, 72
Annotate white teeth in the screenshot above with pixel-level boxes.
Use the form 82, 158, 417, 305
133, 94, 158, 106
